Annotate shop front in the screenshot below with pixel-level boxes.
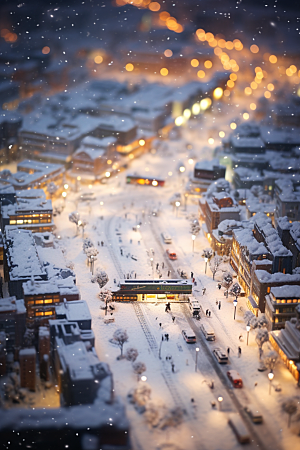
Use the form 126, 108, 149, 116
112, 279, 193, 302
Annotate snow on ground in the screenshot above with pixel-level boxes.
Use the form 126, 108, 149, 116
50, 134, 300, 450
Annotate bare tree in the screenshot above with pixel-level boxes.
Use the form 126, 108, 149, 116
257, 314, 268, 328
282, 398, 298, 428
125, 347, 139, 363
133, 361, 146, 381
91, 268, 109, 289
229, 282, 242, 301
69, 211, 81, 234
86, 247, 98, 274
113, 329, 128, 358
209, 255, 223, 280
79, 219, 88, 238
264, 350, 279, 372
221, 272, 233, 298
255, 328, 269, 359
65, 260, 75, 271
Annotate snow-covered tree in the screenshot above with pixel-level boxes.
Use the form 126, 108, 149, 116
144, 401, 166, 428
133, 361, 146, 381
91, 268, 109, 289
229, 282, 242, 301
125, 347, 139, 363
128, 382, 151, 413
99, 289, 112, 315
82, 237, 94, 253
255, 328, 269, 359
79, 219, 88, 237
257, 314, 268, 329
23, 328, 35, 347
282, 398, 298, 428
264, 351, 279, 373
160, 406, 184, 430
65, 260, 75, 271
202, 248, 213, 260
86, 247, 99, 259
47, 181, 59, 199
69, 211, 81, 234
209, 255, 223, 280
221, 272, 233, 297
113, 328, 128, 358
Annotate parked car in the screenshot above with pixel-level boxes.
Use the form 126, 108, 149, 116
244, 406, 263, 424
181, 329, 196, 343
177, 268, 188, 278
166, 249, 177, 260
213, 348, 228, 364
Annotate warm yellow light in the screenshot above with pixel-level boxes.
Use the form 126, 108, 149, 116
205, 32, 214, 42
225, 41, 234, 50
204, 60, 213, 69
152, 180, 158, 186
209, 39, 218, 47
244, 87, 252, 96
192, 103, 200, 115
232, 64, 239, 72
200, 98, 212, 110
179, 166, 185, 173
269, 55, 277, 64
149, 2, 160, 12
219, 131, 225, 138
168, 171, 173, 176
218, 39, 226, 48
164, 49, 173, 57
227, 80, 235, 88
290, 65, 297, 73
208, 138, 214, 145
221, 53, 230, 63
197, 70, 205, 78
160, 67, 168, 76
105, 172, 111, 178
256, 71, 264, 79
230, 122, 237, 130
255, 66, 262, 73
175, 116, 184, 126
183, 109, 191, 119
129, 154, 134, 160
88, 184, 93, 189
125, 63, 134, 72
286, 68, 293, 77
94, 55, 103, 64
196, 28, 205, 37
264, 91, 271, 98
230, 73, 237, 81
107, 159, 112, 165
191, 58, 199, 67
64, 184, 69, 190
250, 44, 259, 54
188, 158, 194, 164
267, 83, 274, 91
160, 11, 170, 21
251, 81, 258, 89
77, 176, 81, 181
139, 139, 146, 146
224, 90, 230, 97
42, 46, 50, 55
250, 103, 256, 110
213, 87, 223, 99
297, 87, 300, 97
214, 47, 222, 56
243, 113, 249, 120
62, 191, 67, 198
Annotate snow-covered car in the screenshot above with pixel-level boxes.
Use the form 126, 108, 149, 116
244, 406, 263, 424
177, 268, 188, 279
213, 348, 228, 364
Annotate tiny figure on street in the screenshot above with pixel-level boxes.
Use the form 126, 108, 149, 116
134, 273, 137, 279
165, 306, 168, 312
202, 287, 206, 295
130, 239, 132, 244
218, 283, 221, 290
238, 346, 242, 357
206, 309, 208, 316
227, 347, 230, 356
159, 323, 162, 328
210, 380, 214, 389
125, 213, 127, 219
101, 241, 104, 247
120, 249, 123, 256
98, 241, 100, 246
172, 316, 175, 323
162, 262, 164, 269
171, 363, 175, 373
216, 300, 218, 305
192, 277, 195, 283
239, 334, 243, 341
191, 272, 194, 279
167, 270, 170, 277
208, 310, 211, 317
156, 263, 159, 270
218, 301, 221, 310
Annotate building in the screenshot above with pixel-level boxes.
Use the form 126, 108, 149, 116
274, 178, 300, 224
249, 270, 300, 315
270, 304, 300, 384
190, 159, 226, 194
112, 279, 193, 302
277, 217, 300, 270
19, 347, 36, 391
265, 285, 300, 330
0, 296, 26, 357
211, 219, 244, 256
55, 300, 92, 330
22, 279, 60, 327
204, 193, 240, 237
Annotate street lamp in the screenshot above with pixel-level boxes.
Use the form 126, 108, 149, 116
150, 257, 154, 278
268, 372, 274, 395
246, 323, 251, 346
141, 375, 147, 382
62, 191, 67, 205
175, 201, 180, 217
192, 234, 196, 254
233, 299, 238, 320
217, 396, 223, 411
195, 347, 199, 372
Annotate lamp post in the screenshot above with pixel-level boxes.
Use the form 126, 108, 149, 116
268, 372, 274, 395
233, 299, 238, 320
141, 375, 147, 382
192, 234, 196, 254
195, 347, 199, 372
204, 257, 208, 274
150, 257, 154, 278
217, 396, 223, 411
62, 191, 67, 205
77, 220, 82, 236
246, 323, 251, 346
175, 201, 180, 217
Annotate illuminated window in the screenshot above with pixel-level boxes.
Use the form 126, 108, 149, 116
44, 299, 53, 304
9, 220, 16, 224
35, 312, 44, 317
27, 301, 34, 305
17, 220, 24, 224
44, 311, 53, 316
35, 300, 44, 305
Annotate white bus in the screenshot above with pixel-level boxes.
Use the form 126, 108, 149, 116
228, 413, 250, 444
188, 296, 201, 317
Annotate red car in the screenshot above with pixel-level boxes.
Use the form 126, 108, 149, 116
227, 370, 243, 388
166, 249, 177, 260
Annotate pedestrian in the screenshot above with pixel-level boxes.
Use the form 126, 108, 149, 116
156, 263, 159, 270
171, 363, 175, 373
166, 334, 169, 341
159, 273, 162, 279
125, 213, 127, 219
98, 241, 100, 246
239, 334, 243, 341
210, 380, 214, 389
159, 323, 162, 328
172, 316, 175, 323
134, 273, 137, 279
162, 262, 164, 269
120, 249, 123, 256
218, 283, 221, 290
162, 335, 164, 341
167, 270, 170, 277
218, 301, 221, 310
216, 300, 218, 305
238, 346, 242, 357
192, 277, 195, 283
205, 309, 208, 316
191, 271, 194, 279
130, 239, 132, 244
101, 241, 104, 247
227, 347, 230, 356
202, 287, 206, 295
208, 310, 211, 317
165, 306, 168, 312
164, 334, 168, 340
